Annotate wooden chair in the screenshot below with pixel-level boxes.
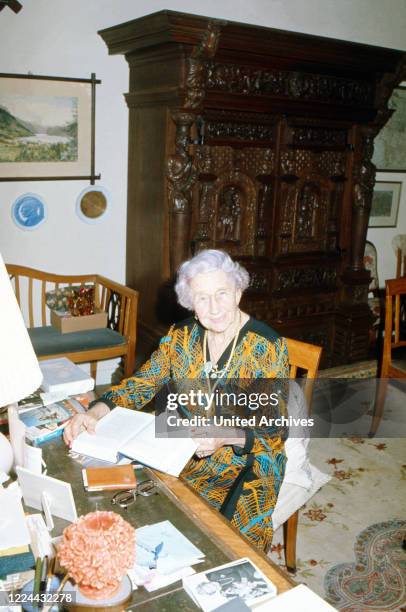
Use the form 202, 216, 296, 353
371, 277, 406, 436
282, 337, 322, 572
6, 264, 138, 380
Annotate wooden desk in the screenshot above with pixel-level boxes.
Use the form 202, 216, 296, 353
40, 439, 295, 610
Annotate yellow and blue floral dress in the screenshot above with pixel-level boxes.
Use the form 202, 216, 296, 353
101, 317, 288, 551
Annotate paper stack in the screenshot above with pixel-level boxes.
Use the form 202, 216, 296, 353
39, 358, 94, 395
128, 520, 205, 592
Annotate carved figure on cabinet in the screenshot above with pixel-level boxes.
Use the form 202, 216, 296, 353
218, 186, 242, 241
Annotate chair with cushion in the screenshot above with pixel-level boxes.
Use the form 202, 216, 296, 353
272, 337, 325, 572
371, 276, 406, 436
6, 264, 138, 381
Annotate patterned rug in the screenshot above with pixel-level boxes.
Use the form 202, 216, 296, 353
324, 519, 406, 611
268, 392, 406, 611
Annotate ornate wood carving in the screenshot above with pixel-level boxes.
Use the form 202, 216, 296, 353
349, 128, 377, 274
289, 125, 348, 147
277, 267, 337, 290
206, 62, 373, 105
184, 23, 222, 109
280, 149, 346, 177
166, 112, 198, 272
205, 111, 277, 143
217, 185, 242, 241
192, 144, 275, 257
106, 292, 121, 331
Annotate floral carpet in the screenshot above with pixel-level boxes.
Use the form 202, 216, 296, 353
324, 519, 406, 611
268, 434, 406, 611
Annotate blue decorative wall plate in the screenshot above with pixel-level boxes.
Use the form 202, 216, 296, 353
12, 193, 47, 230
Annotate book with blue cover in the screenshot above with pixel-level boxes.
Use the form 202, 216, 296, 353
20, 398, 85, 445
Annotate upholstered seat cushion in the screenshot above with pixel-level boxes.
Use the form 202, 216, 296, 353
28, 326, 126, 356
272, 464, 331, 531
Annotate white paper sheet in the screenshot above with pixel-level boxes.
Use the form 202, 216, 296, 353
0, 487, 31, 551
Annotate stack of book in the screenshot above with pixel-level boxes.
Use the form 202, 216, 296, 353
15, 357, 94, 445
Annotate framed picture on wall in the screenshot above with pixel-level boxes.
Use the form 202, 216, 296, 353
369, 180, 402, 228
0, 72, 100, 182
372, 84, 406, 172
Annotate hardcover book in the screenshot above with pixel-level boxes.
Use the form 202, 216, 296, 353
71, 407, 198, 477
82, 464, 137, 491
20, 398, 85, 445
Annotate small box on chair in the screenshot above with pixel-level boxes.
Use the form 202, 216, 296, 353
51, 308, 108, 334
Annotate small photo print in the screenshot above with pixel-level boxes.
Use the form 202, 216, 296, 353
183, 557, 277, 611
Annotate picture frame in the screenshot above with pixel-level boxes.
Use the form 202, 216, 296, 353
369, 180, 402, 228
0, 72, 100, 182
372, 84, 406, 172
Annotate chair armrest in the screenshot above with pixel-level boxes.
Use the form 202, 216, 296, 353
95, 275, 139, 351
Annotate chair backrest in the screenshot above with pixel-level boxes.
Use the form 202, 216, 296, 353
379, 277, 406, 378
5, 264, 138, 342
285, 337, 322, 410
384, 277, 406, 356
6, 264, 97, 327
391, 234, 406, 278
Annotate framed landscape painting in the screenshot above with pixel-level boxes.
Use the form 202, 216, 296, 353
369, 180, 402, 228
0, 73, 99, 181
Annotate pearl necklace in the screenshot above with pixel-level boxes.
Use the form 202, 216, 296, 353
202, 311, 241, 380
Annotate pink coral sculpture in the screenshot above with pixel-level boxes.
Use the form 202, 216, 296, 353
58, 510, 135, 600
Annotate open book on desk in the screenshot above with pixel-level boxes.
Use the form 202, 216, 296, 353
71, 407, 198, 477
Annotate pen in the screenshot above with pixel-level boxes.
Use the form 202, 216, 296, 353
33, 556, 42, 603
45, 557, 55, 595
42, 573, 69, 612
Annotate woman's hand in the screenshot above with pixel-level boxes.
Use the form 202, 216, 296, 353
194, 437, 225, 458
63, 401, 110, 447
193, 427, 246, 458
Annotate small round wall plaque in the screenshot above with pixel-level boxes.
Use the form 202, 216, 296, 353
76, 186, 111, 224
12, 193, 47, 230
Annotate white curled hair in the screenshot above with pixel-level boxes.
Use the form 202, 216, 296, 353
175, 249, 250, 310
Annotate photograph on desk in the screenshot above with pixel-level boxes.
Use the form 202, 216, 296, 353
183, 557, 277, 611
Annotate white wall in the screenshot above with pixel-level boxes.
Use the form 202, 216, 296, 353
1, 0, 405, 379
368, 172, 406, 285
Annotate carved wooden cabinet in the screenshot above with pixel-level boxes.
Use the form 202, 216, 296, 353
99, 11, 405, 366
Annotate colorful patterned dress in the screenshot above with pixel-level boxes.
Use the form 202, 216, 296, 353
101, 317, 289, 551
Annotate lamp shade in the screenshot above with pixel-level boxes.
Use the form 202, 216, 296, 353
0, 253, 43, 406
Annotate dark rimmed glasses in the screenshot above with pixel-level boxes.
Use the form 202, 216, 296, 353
111, 479, 157, 509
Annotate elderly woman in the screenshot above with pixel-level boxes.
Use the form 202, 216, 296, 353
64, 249, 288, 551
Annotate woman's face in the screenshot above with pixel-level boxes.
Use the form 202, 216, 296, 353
190, 269, 241, 334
